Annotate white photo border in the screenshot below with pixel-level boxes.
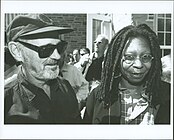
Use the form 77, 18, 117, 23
1, 1, 173, 139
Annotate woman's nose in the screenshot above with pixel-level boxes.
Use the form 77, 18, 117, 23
133, 58, 143, 68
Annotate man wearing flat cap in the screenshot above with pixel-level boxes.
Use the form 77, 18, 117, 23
4, 14, 81, 124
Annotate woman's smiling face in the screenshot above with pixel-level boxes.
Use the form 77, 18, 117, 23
120, 36, 152, 87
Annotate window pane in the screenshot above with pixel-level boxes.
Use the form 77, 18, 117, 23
158, 33, 164, 45
166, 33, 171, 45
92, 19, 101, 52
103, 21, 110, 38
164, 49, 171, 56
148, 14, 154, 20
149, 16, 154, 20
166, 14, 171, 18
158, 19, 164, 31
158, 14, 164, 17
166, 19, 171, 31
93, 19, 101, 35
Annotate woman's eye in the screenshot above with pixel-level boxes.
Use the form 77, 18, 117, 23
142, 54, 151, 59
125, 55, 135, 60
142, 54, 148, 58
142, 54, 153, 62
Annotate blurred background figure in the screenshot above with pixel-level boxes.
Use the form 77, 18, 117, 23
93, 34, 109, 59
59, 51, 89, 112
80, 48, 90, 56
67, 53, 75, 65
80, 48, 91, 76
161, 53, 171, 83
85, 34, 109, 91
74, 48, 91, 74
72, 49, 80, 64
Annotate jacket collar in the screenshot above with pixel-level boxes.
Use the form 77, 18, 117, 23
17, 67, 59, 101
118, 82, 149, 122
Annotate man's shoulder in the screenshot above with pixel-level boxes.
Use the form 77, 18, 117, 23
64, 63, 79, 71
90, 56, 103, 67
56, 76, 68, 82
5, 74, 18, 93
74, 61, 81, 68
56, 76, 73, 89
56, 77, 77, 99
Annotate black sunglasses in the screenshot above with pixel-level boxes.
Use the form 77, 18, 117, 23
17, 39, 68, 58
80, 53, 86, 56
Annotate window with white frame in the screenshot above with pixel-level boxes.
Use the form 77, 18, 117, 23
147, 14, 154, 21
87, 14, 112, 52
156, 14, 171, 56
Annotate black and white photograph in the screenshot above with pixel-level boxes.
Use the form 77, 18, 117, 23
0, 1, 173, 139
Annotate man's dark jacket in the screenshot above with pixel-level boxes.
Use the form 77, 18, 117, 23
4, 72, 81, 124
85, 56, 104, 81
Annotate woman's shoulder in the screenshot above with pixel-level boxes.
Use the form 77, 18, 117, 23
161, 80, 170, 88
155, 81, 171, 124
160, 81, 170, 95
89, 85, 100, 96
86, 85, 100, 103
158, 81, 170, 103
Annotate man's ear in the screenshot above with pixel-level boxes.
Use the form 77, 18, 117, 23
8, 41, 24, 62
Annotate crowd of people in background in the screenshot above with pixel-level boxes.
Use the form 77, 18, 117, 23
66, 34, 109, 92
4, 14, 171, 124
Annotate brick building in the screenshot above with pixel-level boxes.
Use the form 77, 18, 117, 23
46, 14, 87, 53
5, 13, 172, 57
5, 14, 87, 54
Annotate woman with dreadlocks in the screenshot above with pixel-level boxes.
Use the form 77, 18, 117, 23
83, 24, 170, 124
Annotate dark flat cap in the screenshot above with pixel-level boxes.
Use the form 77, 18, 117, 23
6, 14, 73, 43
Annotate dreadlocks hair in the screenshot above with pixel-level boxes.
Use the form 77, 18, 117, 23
97, 24, 162, 108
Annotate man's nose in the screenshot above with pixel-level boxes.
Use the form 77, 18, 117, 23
133, 58, 143, 68
50, 49, 61, 60
95, 42, 100, 46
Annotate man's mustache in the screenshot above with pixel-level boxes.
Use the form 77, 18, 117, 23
43, 59, 60, 66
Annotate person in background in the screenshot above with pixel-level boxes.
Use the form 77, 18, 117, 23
67, 53, 74, 65
72, 48, 80, 64
85, 34, 109, 91
84, 24, 170, 124
74, 48, 91, 75
4, 14, 81, 124
161, 53, 171, 83
59, 50, 89, 111
80, 48, 90, 56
